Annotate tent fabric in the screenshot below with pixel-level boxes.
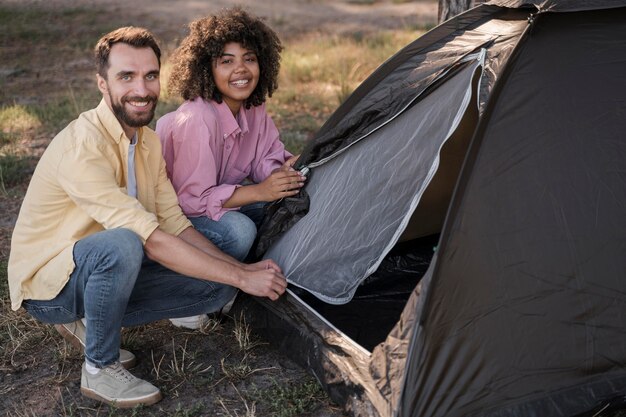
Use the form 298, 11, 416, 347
487, 0, 626, 12
399, 7, 626, 417
265, 57, 483, 304
239, 2, 626, 417
291, 233, 439, 351
254, 7, 529, 257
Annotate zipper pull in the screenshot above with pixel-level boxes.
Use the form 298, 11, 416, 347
299, 166, 310, 177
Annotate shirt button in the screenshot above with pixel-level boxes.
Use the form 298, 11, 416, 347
223, 134, 227, 138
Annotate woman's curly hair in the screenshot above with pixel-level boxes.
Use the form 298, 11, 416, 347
168, 7, 282, 108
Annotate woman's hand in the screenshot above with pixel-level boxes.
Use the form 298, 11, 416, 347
279, 154, 300, 172
256, 169, 305, 202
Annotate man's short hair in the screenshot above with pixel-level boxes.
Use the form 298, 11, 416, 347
94, 27, 161, 78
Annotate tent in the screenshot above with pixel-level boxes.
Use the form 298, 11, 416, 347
233, 1, 626, 416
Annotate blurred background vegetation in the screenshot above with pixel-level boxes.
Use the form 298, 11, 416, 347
0, 1, 433, 415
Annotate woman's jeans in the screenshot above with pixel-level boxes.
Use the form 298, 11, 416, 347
188, 202, 266, 262
23, 228, 237, 368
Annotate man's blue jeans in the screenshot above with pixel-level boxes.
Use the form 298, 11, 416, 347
22, 228, 237, 368
188, 202, 266, 262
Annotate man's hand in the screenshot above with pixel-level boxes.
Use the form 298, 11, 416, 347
238, 267, 287, 301
145, 228, 287, 301
244, 259, 282, 273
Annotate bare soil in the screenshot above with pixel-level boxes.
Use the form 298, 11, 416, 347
0, 1, 437, 416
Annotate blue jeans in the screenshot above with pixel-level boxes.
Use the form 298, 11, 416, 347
22, 228, 237, 367
189, 202, 266, 262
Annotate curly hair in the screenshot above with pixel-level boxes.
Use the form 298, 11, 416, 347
167, 7, 282, 109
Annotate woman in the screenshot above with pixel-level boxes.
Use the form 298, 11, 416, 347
157, 8, 304, 328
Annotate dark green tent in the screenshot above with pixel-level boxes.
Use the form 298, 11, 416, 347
236, 1, 626, 416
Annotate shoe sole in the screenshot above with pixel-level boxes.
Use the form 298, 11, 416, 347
81, 386, 162, 408
55, 324, 137, 370
169, 316, 208, 330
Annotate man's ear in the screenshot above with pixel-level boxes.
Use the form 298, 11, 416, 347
96, 74, 108, 95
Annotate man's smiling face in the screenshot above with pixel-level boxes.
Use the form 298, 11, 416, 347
97, 43, 160, 138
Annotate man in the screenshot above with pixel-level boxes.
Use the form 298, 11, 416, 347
7, 27, 287, 408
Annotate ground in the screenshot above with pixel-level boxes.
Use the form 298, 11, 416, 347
0, 1, 437, 416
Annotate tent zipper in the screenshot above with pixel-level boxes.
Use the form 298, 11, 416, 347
300, 48, 487, 175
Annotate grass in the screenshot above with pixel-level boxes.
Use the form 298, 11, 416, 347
151, 338, 214, 385
251, 379, 327, 417
2, 1, 626, 417
0, 16, 422, 175
0, 2, 428, 416
0, 5, 124, 55
0, 154, 34, 192
30, 92, 100, 132
0, 260, 7, 298
233, 311, 264, 352
0, 104, 41, 144
0, 96, 95, 191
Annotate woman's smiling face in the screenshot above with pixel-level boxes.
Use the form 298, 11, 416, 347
212, 42, 260, 115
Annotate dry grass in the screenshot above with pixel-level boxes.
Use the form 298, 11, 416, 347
0, 1, 433, 415
232, 312, 265, 352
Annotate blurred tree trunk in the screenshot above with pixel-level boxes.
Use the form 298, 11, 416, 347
438, 0, 473, 23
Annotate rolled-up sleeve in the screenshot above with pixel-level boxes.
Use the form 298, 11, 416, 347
56, 139, 159, 243
165, 113, 240, 221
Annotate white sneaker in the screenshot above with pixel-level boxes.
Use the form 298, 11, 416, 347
169, 315, 209, 330
81, 361, 162, 408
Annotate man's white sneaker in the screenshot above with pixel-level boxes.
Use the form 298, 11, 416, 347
80, 361, 162, 408
169, 314, 209, 330
55, 320, 137, 369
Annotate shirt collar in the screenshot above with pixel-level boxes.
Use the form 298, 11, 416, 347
212, 99, 250, 138
96, 99, 144, 145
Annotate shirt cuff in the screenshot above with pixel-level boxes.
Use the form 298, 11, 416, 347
206, 184, 242, 221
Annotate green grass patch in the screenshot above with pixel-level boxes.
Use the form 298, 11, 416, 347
0, 105, 41, 132
253, 378, 326, 417
0, 259, 8, 300
0, 92, 98, 143
0, 105, 41, 145
30, 92, 100, 132
276, 29, 423, 111
280, 29, 418, 88
170, 402, 206, 417
0, 154, 34, 191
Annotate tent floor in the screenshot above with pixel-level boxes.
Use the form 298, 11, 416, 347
291, 234, 439, 351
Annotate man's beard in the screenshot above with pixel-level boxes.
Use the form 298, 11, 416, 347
109, 92, 158, 129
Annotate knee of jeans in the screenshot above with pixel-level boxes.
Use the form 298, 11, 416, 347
225, 214, 257, 259
218, 285, 238, 305
106, 229, 144, 269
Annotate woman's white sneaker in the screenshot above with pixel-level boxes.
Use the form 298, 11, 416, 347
169, 314, 209, 330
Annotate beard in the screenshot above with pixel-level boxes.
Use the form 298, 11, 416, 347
109, 91, 158, 129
